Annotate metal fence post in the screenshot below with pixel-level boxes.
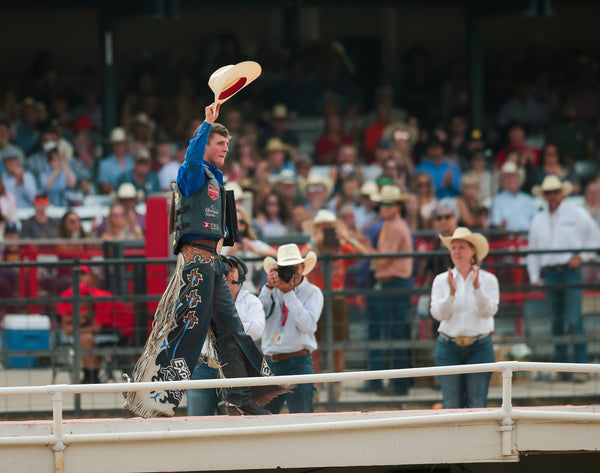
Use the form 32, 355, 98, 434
321, 254, 336, 408
72, 263, 82, 414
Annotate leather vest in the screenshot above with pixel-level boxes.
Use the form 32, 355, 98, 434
171, 168, 226, 254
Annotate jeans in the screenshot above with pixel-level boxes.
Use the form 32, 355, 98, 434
434, 334, 494, 408
186, 359, 226, 416
544, 266, 587, 364
366, 277, 412, 393
264, 354, 315, 414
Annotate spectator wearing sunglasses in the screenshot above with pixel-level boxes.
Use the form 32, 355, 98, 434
20, 193, 58, 239
420, 198, 459, 297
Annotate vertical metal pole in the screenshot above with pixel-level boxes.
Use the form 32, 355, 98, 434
52, 390, 65, 473
466, 3, 485, 131
99, 10, 118, 150
500, 365, 515, 456
322, 254, 335, 407
72, 264, 82, 414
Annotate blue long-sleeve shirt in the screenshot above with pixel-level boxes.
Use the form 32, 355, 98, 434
177, 121, 224, 195
415, 159, 461, 199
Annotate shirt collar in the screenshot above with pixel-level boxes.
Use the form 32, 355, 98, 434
203, 160, 223, 185
295, 277, 309, 291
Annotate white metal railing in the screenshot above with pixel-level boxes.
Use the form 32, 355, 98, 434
1, 361, 600, 469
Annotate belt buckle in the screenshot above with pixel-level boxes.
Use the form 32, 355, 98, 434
454, 335, 474, 347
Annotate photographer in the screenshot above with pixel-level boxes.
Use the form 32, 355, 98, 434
258, 244, 323, 413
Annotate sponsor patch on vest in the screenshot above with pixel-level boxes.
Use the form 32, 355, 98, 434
205, 204, 218, 218
208, 185, 219, 200
203, 221, 210, 229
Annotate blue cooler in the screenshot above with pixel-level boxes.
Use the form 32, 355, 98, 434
1, 315, 51, 369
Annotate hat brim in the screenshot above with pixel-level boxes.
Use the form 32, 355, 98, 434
263, 250, 317, 276
209, 61, 262, 105
371, 194, 411, 203
440, 232, 489, 262
531, 181, 573, 198
300, 180, 334, 198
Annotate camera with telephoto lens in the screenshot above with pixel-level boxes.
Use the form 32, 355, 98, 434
277, 265, 296, 283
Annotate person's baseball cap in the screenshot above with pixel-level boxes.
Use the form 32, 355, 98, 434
1, 148, 20, 161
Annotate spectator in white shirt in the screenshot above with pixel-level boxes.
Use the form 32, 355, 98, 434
490, 161, 538, 232
187, 255, 266, 416
258, 244, 323, 413
527, 175, 600, 381
430, 227, 499, 408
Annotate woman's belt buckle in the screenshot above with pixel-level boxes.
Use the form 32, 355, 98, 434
454, 335, 475, 347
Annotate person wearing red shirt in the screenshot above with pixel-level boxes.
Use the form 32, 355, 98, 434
496, 122, 539, 168
56, 266, 134, 383
314, 114, 354, 165
364, 105, 392, 163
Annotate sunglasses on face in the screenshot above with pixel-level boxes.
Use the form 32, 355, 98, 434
379, 202, 397, 207
543, 189, 561, 196
435, 214, 454, 221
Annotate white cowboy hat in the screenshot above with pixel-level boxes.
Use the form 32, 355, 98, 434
273, 169, 297, 185
499, 161, 525, 186
440, 227, 490, 263
531, 174, 573, 197
224, 179, 253, 203
109, 127, 128, 143
359, 180, 379, 196
263, 243, 317, 276
208, 61, 262, 105
301, 209, 343, 235
300, 174, 334, 198
371, 185, 410, 203
113, 182, 143, 202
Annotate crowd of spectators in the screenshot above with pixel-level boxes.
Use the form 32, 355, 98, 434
2, 40, 600, 384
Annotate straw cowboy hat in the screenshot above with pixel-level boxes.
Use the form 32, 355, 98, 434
263, 243, 317, 276
531, 174, 573, 198
265, 137, 291, 154
300, 174, 334, 198
301, 209, 344, 235
208, 61, 262, 105
371, 184, 410, 203
440, 227, 490, 263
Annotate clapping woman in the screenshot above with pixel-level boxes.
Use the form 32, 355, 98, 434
430, 227, 499, 408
